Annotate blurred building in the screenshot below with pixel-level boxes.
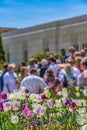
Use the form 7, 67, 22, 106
2, 15, 87, 64
0, 27, 17, 33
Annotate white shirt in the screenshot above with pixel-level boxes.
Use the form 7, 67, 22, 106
27, 64, 38, 72
58, 67, 80, 81
58, 67, 79, 81
72, 66, 80, 78
58, 69, 76, 88
21, 74, 48, 94
49, 62, 58, 76
58, 69, 66, 82
3, 72, 17, 93
77, 69, 87, 86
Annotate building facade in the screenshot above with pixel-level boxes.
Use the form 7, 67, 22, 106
2, 15, 87, 64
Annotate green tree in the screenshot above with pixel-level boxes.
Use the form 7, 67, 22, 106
0, 34, 6, 62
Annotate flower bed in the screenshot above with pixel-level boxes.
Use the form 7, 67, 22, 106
0, 86, 87, 130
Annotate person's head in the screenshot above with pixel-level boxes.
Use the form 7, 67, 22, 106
65, 57, 74, 66
18, 61, 26, 68
41, 59, 48, 66
29, 58, 35, 66
38, 62, 42, 69
21, 62, 26, 66
33, 59, 38, 64
80, 50, 86, 57
21, 66, 29, 79
64, 64, 72, 74
74, 57, 82, 67
8, 64, 15, 73
74, 51, 81, 57
81, 57, 87, 70
45, 69, 55, 77
68, 46, 75, 54
48, 56, 56, 64
56, 59, 61, 64
3, 63, 8, 70
83, 74, 87, 86
46, 51, 50, 57
84, 48, 87, 54
61, 49, 66, 55
30, 68, 37, 75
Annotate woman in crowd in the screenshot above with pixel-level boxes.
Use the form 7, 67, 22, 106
3, 64, 18, 93
37, 62, 42, 76
59, 64, 77, 88
78, 57, 87, 86
74, 57, 83, 73
44, 69, 56, 88
83, 74, 87, 87
40, 59, 48, 78
20, 66, 29, 81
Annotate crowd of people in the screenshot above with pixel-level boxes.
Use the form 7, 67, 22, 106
0, 46, 87, 94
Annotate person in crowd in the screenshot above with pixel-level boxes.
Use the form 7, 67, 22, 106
53, 79, 63, 90
18, 61, 26, 73
56, 59, 61, 64
0, 63, 8, 92
56, 59, 62, 76
48, 57, 58, 77
74, 57, 83, 73
84, 48, 87, 56
83, 74, 87, 86
61, 49, 69, 63
27, 58, 37, 72
68, 46, 75, 58
74, 51, 81, 57
59, 64, 77, 88
44, 69, 56, 88
46, 51, 50, 59
65, 57, 75, 66
3, 64, 17, 93
20, 68, 48, 94
66, 57, 80, 78
20, 66, 29, 81
0, 70, 2, 93
78, 57, 87, 86
80, 50, 86, 58
0, 70, 2, 76
33, 59, 38, 69
40, 59, 48, 78
37, 62, 42, 76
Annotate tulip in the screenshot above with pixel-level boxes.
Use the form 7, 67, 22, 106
11, 115, 19, 124
41, 94, 46, 100
0, 102, 3, 110
22, 105, 32, 117
1, 93, 7, 100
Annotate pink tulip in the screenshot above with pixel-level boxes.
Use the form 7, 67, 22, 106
22, 105, 32, 117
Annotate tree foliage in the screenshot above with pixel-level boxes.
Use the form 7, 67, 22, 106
31, 53, 46, 61
0, 34, 6, 62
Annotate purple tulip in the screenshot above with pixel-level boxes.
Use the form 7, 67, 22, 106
1, 93, 7, 100
47, 99, 53, 108
25, 89, 29, 94
22, 103, 28, 111
22, 105, 32, 117
55, 89, 60, 93
41, 94, 46, 100
70, 102, 76, 109
0, 102, 3, 110
64, 100, 71, 106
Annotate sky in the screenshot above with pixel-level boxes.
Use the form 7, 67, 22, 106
0, 0, 87, 28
